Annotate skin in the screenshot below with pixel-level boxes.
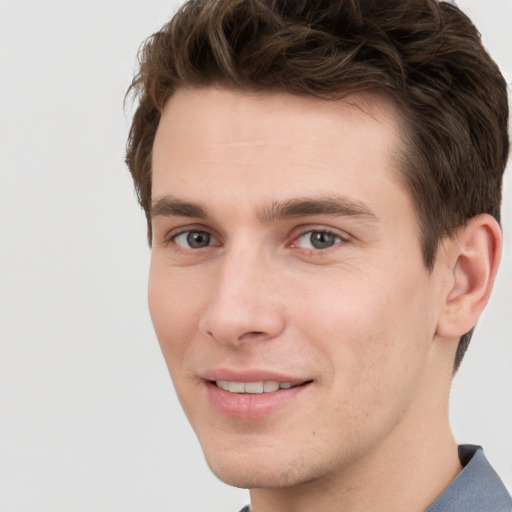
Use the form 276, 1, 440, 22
148, 88, 501, 512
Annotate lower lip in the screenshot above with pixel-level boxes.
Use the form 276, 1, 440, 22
205, 381, 310, 419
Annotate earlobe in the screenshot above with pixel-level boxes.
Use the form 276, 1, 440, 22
436, 214, 502, 338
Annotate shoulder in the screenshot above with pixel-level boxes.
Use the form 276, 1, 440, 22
426, 445, 512, 512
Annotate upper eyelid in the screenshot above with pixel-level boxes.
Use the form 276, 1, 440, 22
287, 226, 352, 253
171, 228, 218, 243
297, 229, 344, 239
156, 222, 351, 245
171, 228, 211, 239
169, 226, 208, 238
173, 229, 218, 248
291, 225, 350, 240
162, 223, 217, 241
292, 229, 346, 246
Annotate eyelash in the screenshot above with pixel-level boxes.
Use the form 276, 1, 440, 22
166, 228, 220, 249
166, 226, 348, 254
290, 228, 347, 252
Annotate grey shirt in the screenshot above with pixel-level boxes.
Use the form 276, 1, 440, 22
426, 445, 511, 511
238, 445, 512, 511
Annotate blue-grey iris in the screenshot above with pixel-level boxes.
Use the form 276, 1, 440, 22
187, 231, 210, 248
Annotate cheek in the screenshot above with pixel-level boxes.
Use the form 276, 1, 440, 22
147, 263, 206, 365
295, 272, 434, 446
295, 264, 434, 387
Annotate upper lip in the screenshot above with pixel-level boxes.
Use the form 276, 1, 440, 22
201, 368, 311, 384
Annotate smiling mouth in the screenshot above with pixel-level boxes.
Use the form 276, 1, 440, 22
214, 380, 310, 394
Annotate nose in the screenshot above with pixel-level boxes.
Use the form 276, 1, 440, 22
198, 247, 286, 348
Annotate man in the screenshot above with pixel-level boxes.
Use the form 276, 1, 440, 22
125, 0, 511, 510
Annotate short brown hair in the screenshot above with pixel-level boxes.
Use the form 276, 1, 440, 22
126, 0, 509, 371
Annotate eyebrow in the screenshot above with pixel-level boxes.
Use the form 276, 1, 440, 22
151, 196, 210, 219
259, 196, 378, 223
150, 194, 378, 223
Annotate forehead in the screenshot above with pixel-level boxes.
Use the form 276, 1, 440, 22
154, 87, 402, 148
151, 87, 407, 214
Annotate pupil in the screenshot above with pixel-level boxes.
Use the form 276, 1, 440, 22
187, 231, 210, 248
310, 231, 335, 249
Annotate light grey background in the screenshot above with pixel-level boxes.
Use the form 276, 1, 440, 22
0, 1, 510, 511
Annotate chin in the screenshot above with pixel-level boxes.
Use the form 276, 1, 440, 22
202, 444, 331, 490
203, 448, 272, 488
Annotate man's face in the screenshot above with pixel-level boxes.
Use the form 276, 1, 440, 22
149, 88, 447, 489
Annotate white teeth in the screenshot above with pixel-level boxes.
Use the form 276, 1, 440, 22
216, 380, 229, 391
215, 380, 297, 394
263, 380, 280, 392
229, 381, 246, 393
244, 381, 264, 394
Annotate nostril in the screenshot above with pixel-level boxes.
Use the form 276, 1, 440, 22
208, 330, 264, 339
239, 331, 267, 341
202, 304, 286, 346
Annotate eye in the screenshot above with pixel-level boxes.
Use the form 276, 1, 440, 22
293, 230, 344, 250
173, 230, 216, 249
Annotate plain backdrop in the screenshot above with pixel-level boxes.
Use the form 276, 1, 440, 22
0, 1, 510, 511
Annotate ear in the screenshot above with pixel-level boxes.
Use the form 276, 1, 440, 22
436, 214, 502, 338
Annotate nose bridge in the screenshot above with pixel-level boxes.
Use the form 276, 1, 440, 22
200, 239, 285, 346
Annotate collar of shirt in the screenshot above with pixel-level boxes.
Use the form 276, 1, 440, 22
426, 444, 511, 512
